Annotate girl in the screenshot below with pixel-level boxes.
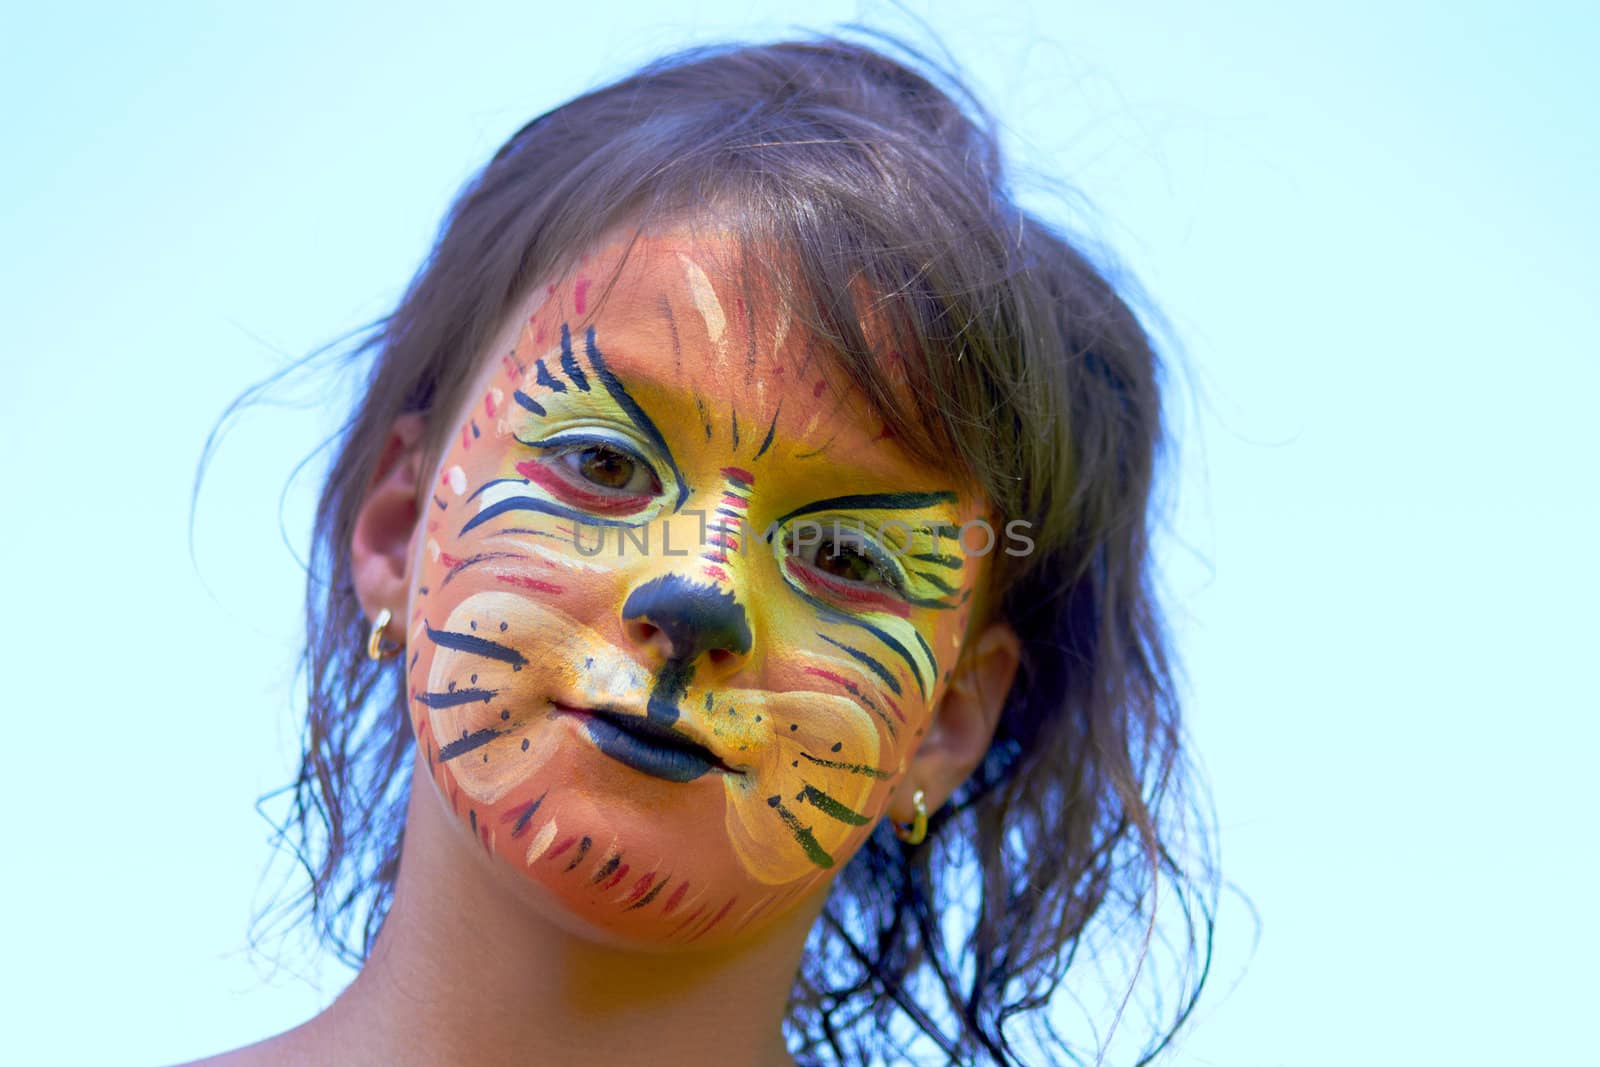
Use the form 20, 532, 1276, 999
208, 36, 1210, 1066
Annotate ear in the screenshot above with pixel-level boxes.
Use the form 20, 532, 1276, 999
893, 618, 1021, 824
350, 414, 429, 625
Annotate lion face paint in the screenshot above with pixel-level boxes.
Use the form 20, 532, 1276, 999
405, 232, 991, 947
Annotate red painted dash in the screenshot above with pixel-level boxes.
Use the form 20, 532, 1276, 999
881, 692, 907, 723
622, 873, 656, 905
670, 904, 708, 937
491, 572, 563, 595
688, 896, 738, 941
662, 881, 690, 915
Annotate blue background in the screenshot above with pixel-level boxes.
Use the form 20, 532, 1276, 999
2, 2, 1595, 1062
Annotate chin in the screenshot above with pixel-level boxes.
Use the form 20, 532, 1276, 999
426, 751, 834, 952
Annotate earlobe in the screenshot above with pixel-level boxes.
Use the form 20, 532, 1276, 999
350, 414, 429, 624
893, 619, 1021, 824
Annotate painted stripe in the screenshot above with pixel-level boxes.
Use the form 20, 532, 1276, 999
534, 358, 566, 393
912, 629, 938, 680
590, 853, 622, 885
767, 795, 833, 868
460, 493, 646, 536
799, 752, 893, 779
773, 491, 958, 528
755, 407, 780, 458
623, 874, 665, 909
441, 550, 521, 587
492, 572, 564, 595
679, 255, 726, 345
416, 687, 498, 709
584, 326, 689, 510
800, 785, 870, 825
801, 665, 898, 735
662, 881, 691, 915
524, 819, 558, 865
564, 835, 592, 872
812, 601, 928, 699
559, 323, 590, 391
689, 895, 739, 941
506, 792, 547, 837
438, 727, 502, 761
818, 633, 902, 696
424, 622, 527, 668
911, 570, 960, 596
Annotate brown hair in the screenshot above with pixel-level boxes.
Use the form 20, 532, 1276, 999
257, 35, 1214, 1065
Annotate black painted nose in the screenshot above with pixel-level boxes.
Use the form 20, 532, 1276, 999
622, 574, 752, 665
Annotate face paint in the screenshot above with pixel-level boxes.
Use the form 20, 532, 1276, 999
406, 232, 991, 947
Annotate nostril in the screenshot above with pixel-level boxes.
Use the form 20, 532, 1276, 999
627, 619, 662, 646
706, 647, 739, 669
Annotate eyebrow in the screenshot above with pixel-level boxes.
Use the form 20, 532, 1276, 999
771, 491, 958, 528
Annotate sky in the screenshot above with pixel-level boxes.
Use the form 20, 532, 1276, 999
1, 1, 1595, 1063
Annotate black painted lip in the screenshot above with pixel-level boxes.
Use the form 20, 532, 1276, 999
559, 704, 738, 781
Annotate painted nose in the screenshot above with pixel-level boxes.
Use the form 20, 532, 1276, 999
622, 573, 752, 670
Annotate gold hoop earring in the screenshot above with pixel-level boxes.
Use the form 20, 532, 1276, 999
367, 607, 401, 661
893, 788, 928, 846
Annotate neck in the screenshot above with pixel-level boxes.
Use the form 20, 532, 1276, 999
309, 760, 814, 1066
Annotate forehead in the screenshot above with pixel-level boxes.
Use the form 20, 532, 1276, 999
504, 230, 963, 493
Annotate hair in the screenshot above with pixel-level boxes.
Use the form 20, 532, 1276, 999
258, 33, 1215, 1066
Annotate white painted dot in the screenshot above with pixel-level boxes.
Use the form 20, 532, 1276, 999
446, 465, 468, 496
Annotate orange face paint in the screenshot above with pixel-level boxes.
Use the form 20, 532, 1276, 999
406, 232, 993, 947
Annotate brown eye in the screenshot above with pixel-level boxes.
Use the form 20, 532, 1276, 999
558, 443, 660, 496
815, 540, 883, 584
577, 446, 633, 488
785, 528, 899, 591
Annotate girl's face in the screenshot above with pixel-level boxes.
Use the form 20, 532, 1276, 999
405, 231, 991, 948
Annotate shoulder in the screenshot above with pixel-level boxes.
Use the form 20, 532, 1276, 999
175, 1018, 351, 1067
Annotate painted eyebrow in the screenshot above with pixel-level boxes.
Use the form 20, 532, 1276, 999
770, 491, 958, 528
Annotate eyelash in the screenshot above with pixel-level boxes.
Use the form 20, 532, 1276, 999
784, 526, 907, 596
515, 433, 663, 512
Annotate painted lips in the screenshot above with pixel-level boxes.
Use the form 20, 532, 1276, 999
562, 704, 737, 782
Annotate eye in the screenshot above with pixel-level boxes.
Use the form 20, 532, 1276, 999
813, 539, 886, 584
557, 443, 659, 496
786, 528, 900, 590
513, 432, 664, 514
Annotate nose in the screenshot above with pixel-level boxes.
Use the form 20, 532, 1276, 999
622, 573, 752, 673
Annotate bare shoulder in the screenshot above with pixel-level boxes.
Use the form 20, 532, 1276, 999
175, 1020, 329, 1067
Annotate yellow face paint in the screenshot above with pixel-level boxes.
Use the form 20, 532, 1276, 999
406, 231, 994, 946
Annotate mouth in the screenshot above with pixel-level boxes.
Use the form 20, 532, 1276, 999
558, 703, 740, 783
